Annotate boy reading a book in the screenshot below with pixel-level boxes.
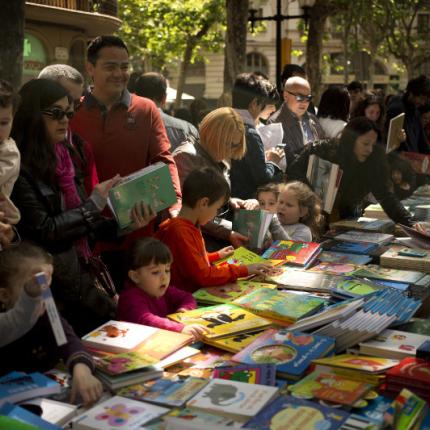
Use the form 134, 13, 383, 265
117, 237, 208, 340
155, 167, 273, 292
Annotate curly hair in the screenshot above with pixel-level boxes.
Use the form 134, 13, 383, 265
280, 181, 324, 239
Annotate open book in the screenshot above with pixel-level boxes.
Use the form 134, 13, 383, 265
232, 209, 273, 249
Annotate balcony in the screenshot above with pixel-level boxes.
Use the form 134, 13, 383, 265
26, 0, 121, 36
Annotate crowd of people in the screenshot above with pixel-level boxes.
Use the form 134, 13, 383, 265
1, 34, 430, 406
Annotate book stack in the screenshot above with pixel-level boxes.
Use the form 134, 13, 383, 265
334, 230, 394, 246
413, 204, 430, 221
232, 209, 273, 249
380, 245, 430, 272
329, 217, 395, 234
384, 357, 430, 402
321, 239, 380, 256
203, 330, 265, 353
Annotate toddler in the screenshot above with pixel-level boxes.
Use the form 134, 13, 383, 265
256, 183, 280, 213
0, 242, 102, 406
0, 80, 20, 224
117, 238, 208, 340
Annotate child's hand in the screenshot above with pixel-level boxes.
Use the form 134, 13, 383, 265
218, 246, 234, 259
229, 197, 245, 210
243, 199, 260, 210
177, 307, 190, 313
246, 263, 274, 277
130, 201, 156, 230
182, 324, 209, 341
229, 231, 248, 248
70, 363, 103, 406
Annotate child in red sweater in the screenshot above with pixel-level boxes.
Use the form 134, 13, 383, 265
117, 237, 208, 340
155, 167, 273, 293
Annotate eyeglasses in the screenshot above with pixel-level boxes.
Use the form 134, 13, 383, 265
42, 108, 74, 121
286, 91, 312, 103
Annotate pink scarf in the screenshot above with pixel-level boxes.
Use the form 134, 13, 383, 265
55, 142, 91, 261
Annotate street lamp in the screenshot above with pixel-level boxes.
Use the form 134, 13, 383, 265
248, 0, 316, 91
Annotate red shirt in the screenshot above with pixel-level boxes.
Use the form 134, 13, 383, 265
155, 218, 248, 292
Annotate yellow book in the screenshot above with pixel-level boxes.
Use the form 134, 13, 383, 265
168, 304, 272, 339
204, 330, 265, 353
214, 247, 266, 266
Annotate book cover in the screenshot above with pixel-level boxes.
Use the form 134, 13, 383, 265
331, 278, 386, 298
309, 261, 358, 276
95, 368, 163, 391
351, 265, 425, 284
289, 370, 372, 406
157, 346, 200, 369
118, 377, 208, 408
215, 246, 267, 267
318, 251, 372, 265
108, 163, 177, 229
187, 378, 278, 422
0, 415, 41, 430
245, 395, 349, 430
212, 364, 277, 386
232, 328, 335, 379
0, 403, 61, 430
380, 246, 430, 272
204, 330, 266, 353
232, 288, 326, 323
359, 329, 430, 360
19, 398, 77, 427
0, 372, 61, 407
95, 352, 159, 376
82, 320, 158, 354
322, 240, 379, 255
193, 281, 276, 306
168, 304, 272, 339
71, 396, 168, 430
334, 231, 394, 245
386, 113, 405, 153
262, 240, 321, 267
386, 357, 430, 386
329, 217, 395, 233
233, 209, 273, 249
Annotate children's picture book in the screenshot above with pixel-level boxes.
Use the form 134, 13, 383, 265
118, 377, 208, 408
306, 154, 343, 214
309, 261, 358, 276
331, 278, 386, 299
359, 329, 430, 360
289, 370, 372, 406
386, 357, 430, 388
232, 288, 326, 324
186, 378, 278, 422
214, 246, 267, 267
71, 396, 169, 430
233, 328, 335, 380
262, 240, 321, 267
212, 363, 277, 386
245, 394, 349, 430
386, 112, 405, 153
0, 403, 61, 430
95, 352, 159, 376
168, 304, 272, 339
317, 251, 372, 266
322, 239, 379, 255
204, 330, 266, 353
351, 264, 427, 285
0, 372, 61, 407
192, 281, 276, 306
334, 230, 394, 245
232, 209, 273, 249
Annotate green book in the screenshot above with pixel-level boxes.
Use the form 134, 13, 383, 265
108, 162, 177, 229
232, 287, 326, 324
232, 209, 273, 249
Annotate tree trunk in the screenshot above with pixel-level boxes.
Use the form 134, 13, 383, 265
0, 0, 25, 90
223, 0, 249, 93
175, 40, 194, 109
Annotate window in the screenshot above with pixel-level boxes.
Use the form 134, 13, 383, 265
418, 14, 430, 35
245, 52, 269, 77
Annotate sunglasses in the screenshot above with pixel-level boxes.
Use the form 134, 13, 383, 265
42, 108, 74, 121
286, 91, 312, 103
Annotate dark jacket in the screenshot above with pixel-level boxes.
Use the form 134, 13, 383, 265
230, 124, 283, 200
386, 94, 430, 153
268, 103, 325, 166
287, 139, 413, 226
160, 109, 199, 151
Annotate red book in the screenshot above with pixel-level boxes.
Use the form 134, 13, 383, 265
386, 357, 430, 389
261, 240, 321, 268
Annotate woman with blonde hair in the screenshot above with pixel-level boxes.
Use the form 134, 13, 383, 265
173, 107, 251, 248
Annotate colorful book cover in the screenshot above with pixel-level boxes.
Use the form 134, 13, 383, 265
312, 354, 399, 374
351, 265, 425, 284
323, 240, 378, 255
244, 395, 349, 430
233, 209, 273, 249
386, 357, 430, 386
332, 278, 386, 298
232, 328, 335, 379
168, 304, 272, 339
0, 403, 61, 430
71, 396, 168, 430
117, 377, 208, 407
214, 246, 266, 266
309, 261, 358, 276
96, 352, 159, 376
318, 251, 372, 265
213, 364, 277, 386
108, 163, 177, 229
204, 331, 266, 353
289, 370, 372, 406
192, 281, 276, 305
187, 378, 278, 422
262, 240, 321, 267
232, 288, 326, 323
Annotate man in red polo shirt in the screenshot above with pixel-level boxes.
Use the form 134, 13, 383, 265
70, 35, 181, 218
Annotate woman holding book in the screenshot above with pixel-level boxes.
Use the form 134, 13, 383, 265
10, 79, 154, 335
287, 117, 414, 227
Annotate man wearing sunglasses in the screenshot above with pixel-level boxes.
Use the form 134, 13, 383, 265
268, 76, 324, 167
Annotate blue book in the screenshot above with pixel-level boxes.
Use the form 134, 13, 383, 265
232, 328, 335, 380
318, 251, 372, 265
0, 403, 61, 430
245, 395, 349, 430
0, 372, 61, 407
325, 240, 378, 255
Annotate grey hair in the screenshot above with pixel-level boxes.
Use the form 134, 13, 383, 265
38, 64, 84, 84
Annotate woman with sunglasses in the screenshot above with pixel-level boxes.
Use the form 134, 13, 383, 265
9, 79, 131, 335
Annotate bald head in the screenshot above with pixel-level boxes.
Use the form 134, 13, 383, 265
283, 77, 312, 118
